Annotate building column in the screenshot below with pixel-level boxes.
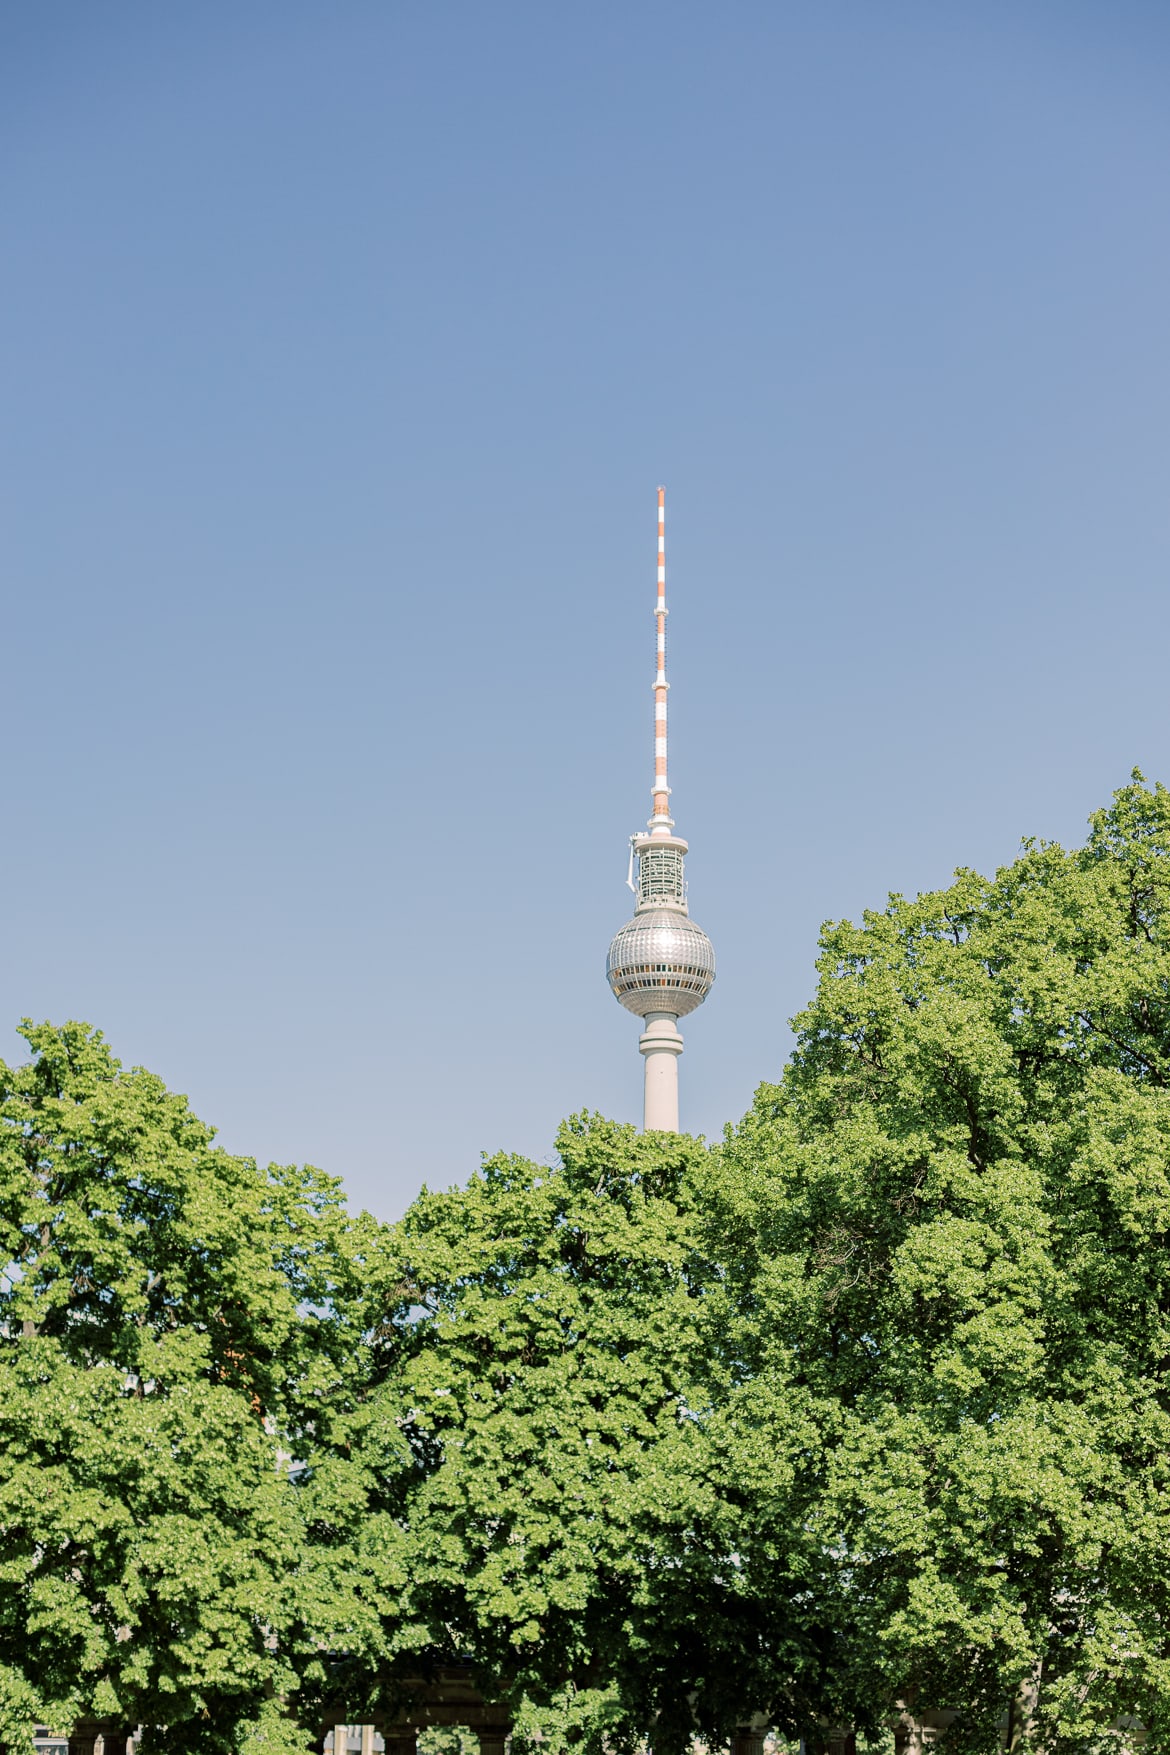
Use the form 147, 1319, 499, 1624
639, 1012, 683, 1131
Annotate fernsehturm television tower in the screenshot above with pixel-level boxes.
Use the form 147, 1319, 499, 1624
606, 488, 715, 1132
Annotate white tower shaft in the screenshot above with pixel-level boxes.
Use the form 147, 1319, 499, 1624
640, 1013, 683, 1131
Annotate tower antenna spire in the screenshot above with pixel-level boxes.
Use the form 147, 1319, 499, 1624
650, 485, 672, 836
605, 487, 715, 1132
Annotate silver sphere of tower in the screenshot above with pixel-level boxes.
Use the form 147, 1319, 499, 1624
606, 836, 716, 1018
607, 909, 716, 1017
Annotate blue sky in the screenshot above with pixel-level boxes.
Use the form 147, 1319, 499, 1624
4, 3, 1170, 1217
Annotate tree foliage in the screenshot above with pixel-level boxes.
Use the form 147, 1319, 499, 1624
712, 774, 1170, 1749
0, 1021, 372, 1753
9, 777, 1170, 1753
333, 1118, 722, 1752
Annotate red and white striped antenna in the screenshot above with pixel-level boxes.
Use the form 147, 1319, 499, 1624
650, 485, 672, 836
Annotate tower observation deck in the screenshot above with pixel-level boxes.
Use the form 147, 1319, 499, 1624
605, 488, 715, 1131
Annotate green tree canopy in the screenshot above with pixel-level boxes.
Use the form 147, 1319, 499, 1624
336, 1118, 742, 1754
11, 776, 1170, 1755
0, 1020, 376, 1753
711, 775, 1170, 1750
